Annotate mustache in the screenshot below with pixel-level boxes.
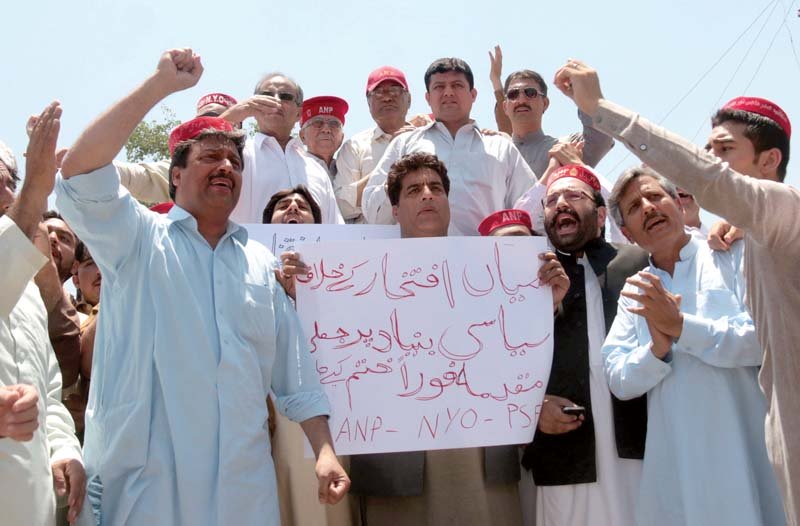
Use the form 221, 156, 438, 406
548, 209, 580, 230
514, 104, 532, 111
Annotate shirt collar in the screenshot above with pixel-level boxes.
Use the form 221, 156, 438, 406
372, 122, 414, 142
431, 119, 479, 137
165, 203, 248, 245
255, 132, 299, 152
513, 129, 545, 145
646, 234, 698, 269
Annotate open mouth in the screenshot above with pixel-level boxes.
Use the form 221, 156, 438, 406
514, 105, 532, 113
209, 176, 233, 192
644, 215, 668, 232
284, 218, 300, 224
554, 212, 579, 235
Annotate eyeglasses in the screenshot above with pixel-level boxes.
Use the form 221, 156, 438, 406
306, 118, 343, 130
543, 189, 594, 208
506, 87, 544, 101
259, 90, 298, 103
369, 85, 406, 98
677, 192, 694, 200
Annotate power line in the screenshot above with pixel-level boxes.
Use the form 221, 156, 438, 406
604, 0, 778, 176
743, 0, 798, 92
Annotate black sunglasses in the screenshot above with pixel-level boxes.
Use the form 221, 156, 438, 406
259, 90, 298, 103
506, 87, 544, 101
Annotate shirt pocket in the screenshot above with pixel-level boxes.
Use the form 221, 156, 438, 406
695, 288, 742, 319
236, 281, 275, 347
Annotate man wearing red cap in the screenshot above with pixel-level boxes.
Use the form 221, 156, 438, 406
55, 49, 349, 525
556, 60, 800, 524
113, 91, 240, 205
477, 208, 535, 236
335, 66, 415, 223
362, 58, 537, 235
513, 164, 650, 526
299, 96, 348, 178
219, 73, 344, 225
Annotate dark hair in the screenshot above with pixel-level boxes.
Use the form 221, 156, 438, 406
262, 185, 322, 224
608, 166, 678, 227
168, 130, 246, 200
711, 109, 790, 181
424, 58, 474, 91
74, 240, 93, 263
387, 152, 450, 206
503, 69, 548, 96
253, 72, 304, 106
43, 210, 64, 221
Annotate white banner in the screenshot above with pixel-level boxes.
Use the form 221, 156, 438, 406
295, 236, 554, 455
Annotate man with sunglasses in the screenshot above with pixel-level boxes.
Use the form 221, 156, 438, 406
335, 66, 416, 223
220, 73, 344, 225
500, 68, 614, 178
299, 96, 348, 179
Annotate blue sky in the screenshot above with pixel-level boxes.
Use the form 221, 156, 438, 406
3, 0, 798, 192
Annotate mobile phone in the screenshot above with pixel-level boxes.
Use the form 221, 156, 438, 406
562, 405, 586, 417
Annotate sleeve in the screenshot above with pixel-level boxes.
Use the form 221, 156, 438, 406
493, 89, 513, 135
45, 291, 82, 389
45, 339, 83, 464
602, 287, 672, 400
593, 99, 800, 252
0, 215, 47, 317
55, 164, 151, 278
577, 109, 614, 168
673, 245, 761, 367
333, 138, 365, 221
362, 135, 407, 224
270, 274, 331, 423
321, 175, 345, 225
113, 159, 171, 203
513, 180, 546, 234
504, 143, 538, 208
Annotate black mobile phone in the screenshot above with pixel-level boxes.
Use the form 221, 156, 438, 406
562, 405, 586, 417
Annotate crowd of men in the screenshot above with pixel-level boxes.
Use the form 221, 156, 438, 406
1, 45, 798, 526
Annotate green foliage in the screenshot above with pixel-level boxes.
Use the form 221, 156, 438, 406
124, 106, 181, 162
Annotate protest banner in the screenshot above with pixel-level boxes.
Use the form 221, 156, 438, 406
295, 236, 554, 455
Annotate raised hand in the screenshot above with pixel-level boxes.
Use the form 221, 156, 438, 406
553, 59, 604, 117
221, 95, 284, 124
153, 48, 204, 94
488, 45, 504, 91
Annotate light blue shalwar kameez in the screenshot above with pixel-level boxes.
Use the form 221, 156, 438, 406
56, 164, 330, 526
602, 237, 785, 526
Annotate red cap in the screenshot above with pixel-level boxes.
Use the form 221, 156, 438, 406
721, 97, 791, 138
366, 66, 409, 94
168, 117, 234, 156
149, 202, 174, 214
478, 209, 533, 236
301, 96, 349, 127
546, 164, 601, 193
196, 93, 238, 112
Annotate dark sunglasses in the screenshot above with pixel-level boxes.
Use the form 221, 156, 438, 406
506, 87, 544, 101
259, 90, 298, 103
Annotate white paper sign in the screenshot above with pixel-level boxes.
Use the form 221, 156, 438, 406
245, 223, 400, 255
295, 236, 554, 455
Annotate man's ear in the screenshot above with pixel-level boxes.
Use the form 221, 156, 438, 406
171, 165, 182, 192
391, 204, 399, 222
597, 205, 607, 226
542, 96, 550, 114
757, 147, 782, 181
299, 127, 307, 144
425, 91, 431, 109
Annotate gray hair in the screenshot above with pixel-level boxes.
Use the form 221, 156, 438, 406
0, 140, 18, 180
253, 72, 304, 105
608, 165, 678, 227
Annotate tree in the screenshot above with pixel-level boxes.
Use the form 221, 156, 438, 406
124, 106, 180, 162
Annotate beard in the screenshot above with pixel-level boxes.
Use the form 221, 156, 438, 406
545, 207, 600, 253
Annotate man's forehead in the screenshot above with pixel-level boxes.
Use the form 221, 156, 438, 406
194, 135, 239, 152
404, 168, 443, 185
277, 193, 307, 205
547, 177, 592, 195
259, 76, 296, 92
621, 177, 662, 200
509, 78, 543, 91
430, 71, 468, 84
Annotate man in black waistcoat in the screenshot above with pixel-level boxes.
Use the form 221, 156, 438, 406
519, 163, 648, 526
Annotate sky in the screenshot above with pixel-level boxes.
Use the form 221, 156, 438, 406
3, 0, 799, 200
